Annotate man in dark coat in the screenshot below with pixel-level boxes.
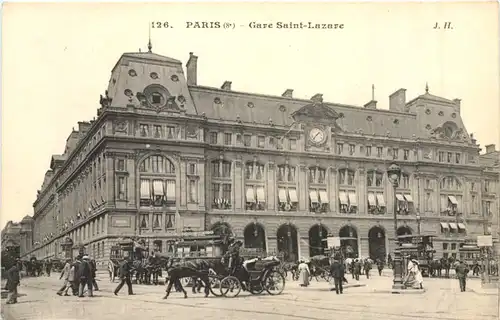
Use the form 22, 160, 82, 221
376, 259, 384, 276
6, 261, 21, 304
364, 259, 372, 279
330, 257, 346, 294
78, 255, 93, 297
353, 259, 361, 281
455, 260, 469, 292
114, 257, 133, 295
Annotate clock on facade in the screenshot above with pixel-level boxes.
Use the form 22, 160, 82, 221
309, 127, 326, 144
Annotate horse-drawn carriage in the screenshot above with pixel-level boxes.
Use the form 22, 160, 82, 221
397, 234, 436, 277
307, 255, 332, 282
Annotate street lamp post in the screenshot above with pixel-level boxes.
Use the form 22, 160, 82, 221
416, 210, 421, 235
388, 163, 405, 290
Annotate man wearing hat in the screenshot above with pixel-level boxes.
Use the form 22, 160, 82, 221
225, 237, 242, 275
455, 260, 469, 292
78, 255, 94, 297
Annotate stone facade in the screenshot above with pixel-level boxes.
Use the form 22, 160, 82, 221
21, 49, 499, 265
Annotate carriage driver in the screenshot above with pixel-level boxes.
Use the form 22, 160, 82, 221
224, 237, 242, 275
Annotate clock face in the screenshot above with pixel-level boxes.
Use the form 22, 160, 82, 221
309, 127, 326, 144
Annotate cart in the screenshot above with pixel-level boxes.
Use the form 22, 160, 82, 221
108, 239, 135, 282
308, 255, 332, 282
397, 234, 436, 277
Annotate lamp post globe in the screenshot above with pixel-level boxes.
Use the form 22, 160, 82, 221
387, 163, 405, 290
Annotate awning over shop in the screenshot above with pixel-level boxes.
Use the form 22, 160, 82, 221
310, 190, 319, 203
457, 223, 466, 230
449, 223, 458, 230
368, 193, 376, 206
404, 194, 414, 202
448, 196, 458, 205
396, 194, 406, 202
376, 194, 386, 207
319, 190, 329, 203
339, 192, 348, 205
289, 189, 298, 203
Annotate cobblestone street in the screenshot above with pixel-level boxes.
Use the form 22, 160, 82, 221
1, 272, 498, 320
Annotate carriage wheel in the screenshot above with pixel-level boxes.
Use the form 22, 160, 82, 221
208, 275, 223, 297
180, 277, 191, 288
220, 276, 242, 298
264, 271, 285, 295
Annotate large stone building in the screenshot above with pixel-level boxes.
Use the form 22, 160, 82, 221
21, 46, 499, 266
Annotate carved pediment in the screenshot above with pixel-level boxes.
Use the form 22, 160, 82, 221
292, 103, 339, 123
429, 121, 469, 141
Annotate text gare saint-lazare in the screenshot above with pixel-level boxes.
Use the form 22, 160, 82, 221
181, 21, 344, 29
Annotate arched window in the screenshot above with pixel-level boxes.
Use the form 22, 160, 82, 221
211, 160, 232, 178
139, 155, 175, 174
308, 166, 326, 184
139, 155, 176, 231
211, 160, 232, 209
338, 169, 357, 214
277, 164, 296, 182
440, 176, 463, 216
245, 161, 265, 180
399, 173, 410, 189
277, 163, 298, 212
366, 170, 383, 187
338, 169, 355, 186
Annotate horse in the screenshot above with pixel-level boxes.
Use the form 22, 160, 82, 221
163, 259, 226, 299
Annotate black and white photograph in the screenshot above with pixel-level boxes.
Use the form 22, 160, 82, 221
1, 2, 499, 320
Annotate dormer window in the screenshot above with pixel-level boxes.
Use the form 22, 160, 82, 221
152, 92, 162, 104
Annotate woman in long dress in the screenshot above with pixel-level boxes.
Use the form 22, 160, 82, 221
298, 260, 310, 287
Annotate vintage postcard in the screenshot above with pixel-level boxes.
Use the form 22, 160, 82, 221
1, 2, 498, 320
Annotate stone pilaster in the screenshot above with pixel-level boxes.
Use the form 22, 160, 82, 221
358, 168, 366, 214
234, 160, 243, 210
198, 159, 206, 209
180, 159, 187, 208
267, 162, 276, 211
127, 156, 136, 207
330, 168, 338, 213
298, 164, 307, 211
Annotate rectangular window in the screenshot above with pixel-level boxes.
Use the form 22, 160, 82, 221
140, 179, 151, 206
224, 133, 232, 145
337, 143, 344, 155
222, 184, 232, 207
393, 148, 399, 160
442, 243, 448, 250
349, 144, 355, 155
404, 149, 409, 160
189, 163, 196, 175
447, 152, 452, 163
425, 192, 432, 211
153, 125, 162, 138
484, 180, 491, 193
243, 135, 252, 147
140, 214, 149, 229
153, 180, 165, 206
269, 137, 275, 148
212, 161, 220, 177
222, 162, 232, 177
258, 136, 265, 148
236, 134, 242, 144
139, 124, 149, 137
153, 214, 162, 229
212, 183, 220, 206
366, 146, 372, 157
118, 177, 126, 200
189, 180, 197, 203
471, 195, 477, 213
289, 139, 297, 150
438, 152, 445, 162
359, 146, 365, 155
376, 147, 383, 158
167, 126, 176, 139
451, 243, 457, 250
210, 132, 218, 144
117, 159, 125, 171
455, 153, 461, 164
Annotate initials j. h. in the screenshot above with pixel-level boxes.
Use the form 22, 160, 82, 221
434, 22, 453, 29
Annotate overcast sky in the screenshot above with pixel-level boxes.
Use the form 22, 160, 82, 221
2, 2, 498, 227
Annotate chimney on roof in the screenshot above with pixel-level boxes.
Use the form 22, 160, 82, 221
186, 52, 198, 86
453, 98, 461, 114
389, 88, 406, 112
485, 144, 496, 154
221, 81, 232, 91
311, 93, 323, 103
364, 100, 377, 109
282, 89, 293, 98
